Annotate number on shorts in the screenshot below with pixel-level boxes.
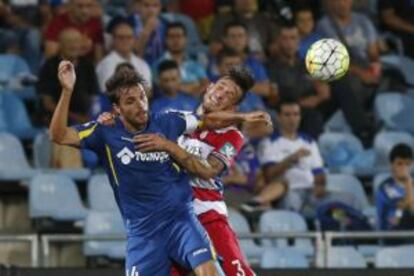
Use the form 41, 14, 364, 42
231, 259, 246, 276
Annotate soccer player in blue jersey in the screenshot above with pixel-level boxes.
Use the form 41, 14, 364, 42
49, 60, 268, 276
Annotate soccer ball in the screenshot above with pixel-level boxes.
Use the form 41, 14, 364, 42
305, 38, 350, 82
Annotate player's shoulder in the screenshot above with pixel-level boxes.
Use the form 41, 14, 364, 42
214, 126, 244, 142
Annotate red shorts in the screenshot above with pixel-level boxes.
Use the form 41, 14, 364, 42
171, 214, 255, 276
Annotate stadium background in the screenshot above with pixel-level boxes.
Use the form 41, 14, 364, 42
1, 0, 414, 274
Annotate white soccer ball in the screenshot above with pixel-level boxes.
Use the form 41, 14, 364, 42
305, 38, 350, 82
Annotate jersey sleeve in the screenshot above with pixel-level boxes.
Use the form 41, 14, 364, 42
309, 140, 325, 175
210, 130, 244, 170
155, 110, 200, 140
72, 121, 104, 153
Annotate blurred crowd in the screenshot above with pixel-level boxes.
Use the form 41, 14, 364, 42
1, 0, 414, 234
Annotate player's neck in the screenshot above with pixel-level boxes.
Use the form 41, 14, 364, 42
281, 130, 297, 140
120, 117, 146, 133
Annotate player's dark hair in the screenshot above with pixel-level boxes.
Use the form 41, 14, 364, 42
389, 143, 413, 162
217, 47, 241, 65
158, 60, 179, 75
275, 20, 297, 38
222, 65, 254, 103
294, 4, 313, 17
106, 16, 134, 34
224, 21, 248, 36
105, 64, 147, 104
166, 21, 187, 36
276, 96, 300, 113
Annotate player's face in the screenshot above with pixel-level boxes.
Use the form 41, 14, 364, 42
139, 0, 161, 19
71, 0, 94, 23
278, 28, 300, 57
166, 27, 187, 53
115, 85, 149, 128
202, 78, 242, 112
278, 104, 301, 133
225, 27, 248, 54
392, 158, 413, 181
113, 24, 135, 55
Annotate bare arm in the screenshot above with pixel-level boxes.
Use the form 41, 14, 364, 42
134, 134, 225, 180
201, 110, 271, 130
381, 8, 414, 34
49, 60, 81, 147
263, 148, 310, 182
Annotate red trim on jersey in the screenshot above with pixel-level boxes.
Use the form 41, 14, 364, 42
193, 187, 224, 201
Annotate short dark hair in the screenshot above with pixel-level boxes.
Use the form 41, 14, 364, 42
222, 66, 254, 103
105, 64, 147, 104
217, 47, 241, 65
166, 21, 187, 36
389, 143, 413, 162
224, 21, 248, 36
276, 96, 300, 113
275, 20, 298, 38
158, 60, 179, 75
106, 16, 134, 34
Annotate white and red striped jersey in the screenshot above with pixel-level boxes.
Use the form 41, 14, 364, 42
178, 126, 244, 223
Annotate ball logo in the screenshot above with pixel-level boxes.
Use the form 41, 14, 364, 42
117, 147, 135, 165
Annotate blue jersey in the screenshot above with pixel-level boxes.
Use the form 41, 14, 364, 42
74, 111, 199, 236
376, 177, 406, 230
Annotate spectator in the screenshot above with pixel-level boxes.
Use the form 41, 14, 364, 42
151, 60, 198, 113
266, 22, 329, 138
376, 144, 414, 230
37, 27, 98, 169
241, 98, 360, 216
154, 22, 208, 97
210, 21, 274, 100
294, 5, 322, 60
378, 0, 414, 58
44, 0, 104, 63
214, 48, 266, 113
0, 0, 42, 72
317, 0, 382, 104
37, 27, 98, 126
209, 0, 276, 58
96, 20, 152, 93
128, 0, 166, 64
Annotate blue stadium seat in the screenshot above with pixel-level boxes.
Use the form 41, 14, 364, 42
1, 92, 41, 140
29, 174, 88, 221
88, 174, 118, 212
32, 131, 91, 181
376, 245, 414, 268
324, 111, 352, 133
259, 210, 313, 256
0, 54, 36, 100
83, 210, 126, 260
375, 93, 414, 133
374, 131, 414, 169
0, 132, 36, 181
327, 247, 367, 268
228, 208, 263, 262
381, 55, 414, 86
260, 248, 309, 269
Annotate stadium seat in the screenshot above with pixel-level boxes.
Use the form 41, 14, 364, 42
374, 131, 414, 169
376, 245, 414, 268
87, 174, 118, 212
33, 131, 91, 181
0, 132, 36, 181
374, 93, 414, 133
327, 246, 367, 268
318, 132, 374, 175
381, 55, 414, 86
228, 208, 263, 262
29, 174, 88, 221
324, 111, 352, 133
83, 210, 126, 260
260, 248, 309, 269
1, 92, 41, 140
0, 54, 36, 100
259, 210, 313, 256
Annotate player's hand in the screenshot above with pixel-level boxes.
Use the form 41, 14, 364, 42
134, 133, 170, 152
242, 111, 272, 125
97, 112, 116, 127
58, 60, 76, 92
